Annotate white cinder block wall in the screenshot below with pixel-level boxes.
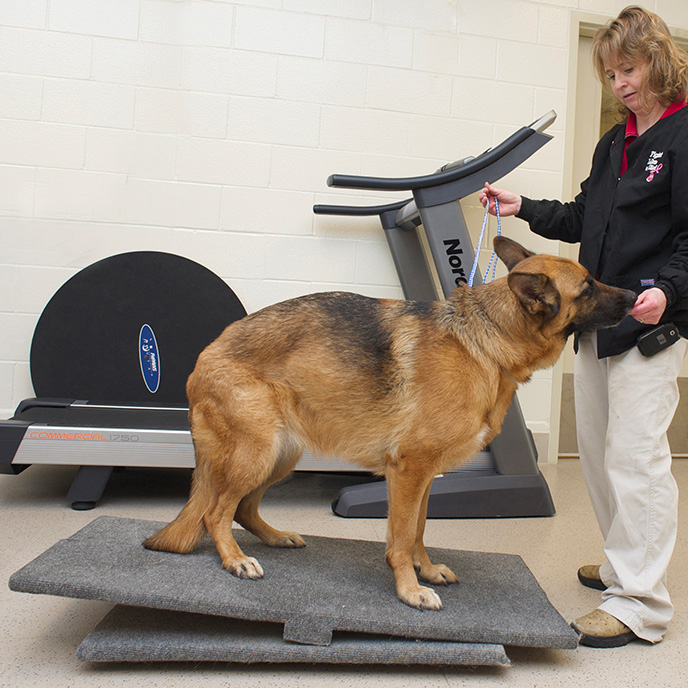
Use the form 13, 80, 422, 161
2, 0, 686, 459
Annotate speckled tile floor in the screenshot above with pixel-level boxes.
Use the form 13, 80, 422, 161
2, 459, 688, 687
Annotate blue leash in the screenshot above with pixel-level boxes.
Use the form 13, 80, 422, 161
468, 196, 501, 287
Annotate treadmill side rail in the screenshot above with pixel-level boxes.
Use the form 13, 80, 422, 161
11, 425, 195, 469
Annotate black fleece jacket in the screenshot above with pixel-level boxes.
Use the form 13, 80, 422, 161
517, 106, 688, 358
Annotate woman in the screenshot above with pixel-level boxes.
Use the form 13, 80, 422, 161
480, 6, 688, 647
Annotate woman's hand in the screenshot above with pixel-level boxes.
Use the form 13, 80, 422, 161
629, 287, 667, 325
479, 182, 523, 217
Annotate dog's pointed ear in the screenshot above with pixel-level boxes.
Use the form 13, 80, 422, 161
507, 271, 561, 320
494, 236, 536, 271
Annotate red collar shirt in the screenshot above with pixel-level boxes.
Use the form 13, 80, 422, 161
621, 100, 687, 174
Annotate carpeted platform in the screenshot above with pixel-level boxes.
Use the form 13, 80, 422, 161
9, 516, 578, 664
77, 606, 511, 665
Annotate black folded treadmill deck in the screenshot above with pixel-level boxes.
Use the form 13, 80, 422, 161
0, 251, 247, 506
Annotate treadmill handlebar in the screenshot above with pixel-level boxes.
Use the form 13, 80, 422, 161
313, 199, 409, 217
529, 109, 557, 133
325, 110, 556, 192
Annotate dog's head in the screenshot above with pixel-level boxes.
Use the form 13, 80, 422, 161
494, 236, 637, 336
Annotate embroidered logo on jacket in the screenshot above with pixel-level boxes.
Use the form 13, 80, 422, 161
646, 151, 664, 181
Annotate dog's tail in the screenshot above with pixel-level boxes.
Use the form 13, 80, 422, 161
143, 467, 210, 554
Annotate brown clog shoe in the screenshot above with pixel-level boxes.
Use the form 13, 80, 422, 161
577, 564, 606, 591
571, 609, 638, 648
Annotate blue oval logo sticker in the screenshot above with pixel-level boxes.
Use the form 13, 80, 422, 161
139, 324, 160, 393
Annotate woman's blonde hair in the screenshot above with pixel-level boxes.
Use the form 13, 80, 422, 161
591, 5, 688, 119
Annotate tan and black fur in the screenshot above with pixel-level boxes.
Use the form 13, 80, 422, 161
144, 237, 636, 611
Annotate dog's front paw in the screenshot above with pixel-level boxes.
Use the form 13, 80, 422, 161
224, 556, 264, 580
416, 563, 459, 586
398, 585, 443, 611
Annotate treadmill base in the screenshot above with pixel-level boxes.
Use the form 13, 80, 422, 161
333, 470, 555, 519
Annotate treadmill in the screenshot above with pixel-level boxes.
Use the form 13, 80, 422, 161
0, 252, 247, 510
314, 110, 558, 518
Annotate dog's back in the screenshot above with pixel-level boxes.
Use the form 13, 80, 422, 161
187, 291, 494, 475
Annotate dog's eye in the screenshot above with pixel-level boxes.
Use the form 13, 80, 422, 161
577, 281, 595, 300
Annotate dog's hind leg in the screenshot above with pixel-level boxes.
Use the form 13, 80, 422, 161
190, 411, 284, 579
234, 442, 306, 549
204, 488, 265, 579
201, 433, 294, 579
412, 482, 458, 586
385, 461, 443, 611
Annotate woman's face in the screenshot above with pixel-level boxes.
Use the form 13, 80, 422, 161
604, 60, 654, 114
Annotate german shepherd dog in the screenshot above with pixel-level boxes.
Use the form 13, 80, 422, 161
144, 237, 636, 611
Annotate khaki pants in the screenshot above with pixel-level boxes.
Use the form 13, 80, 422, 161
574, 331, 687, 642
